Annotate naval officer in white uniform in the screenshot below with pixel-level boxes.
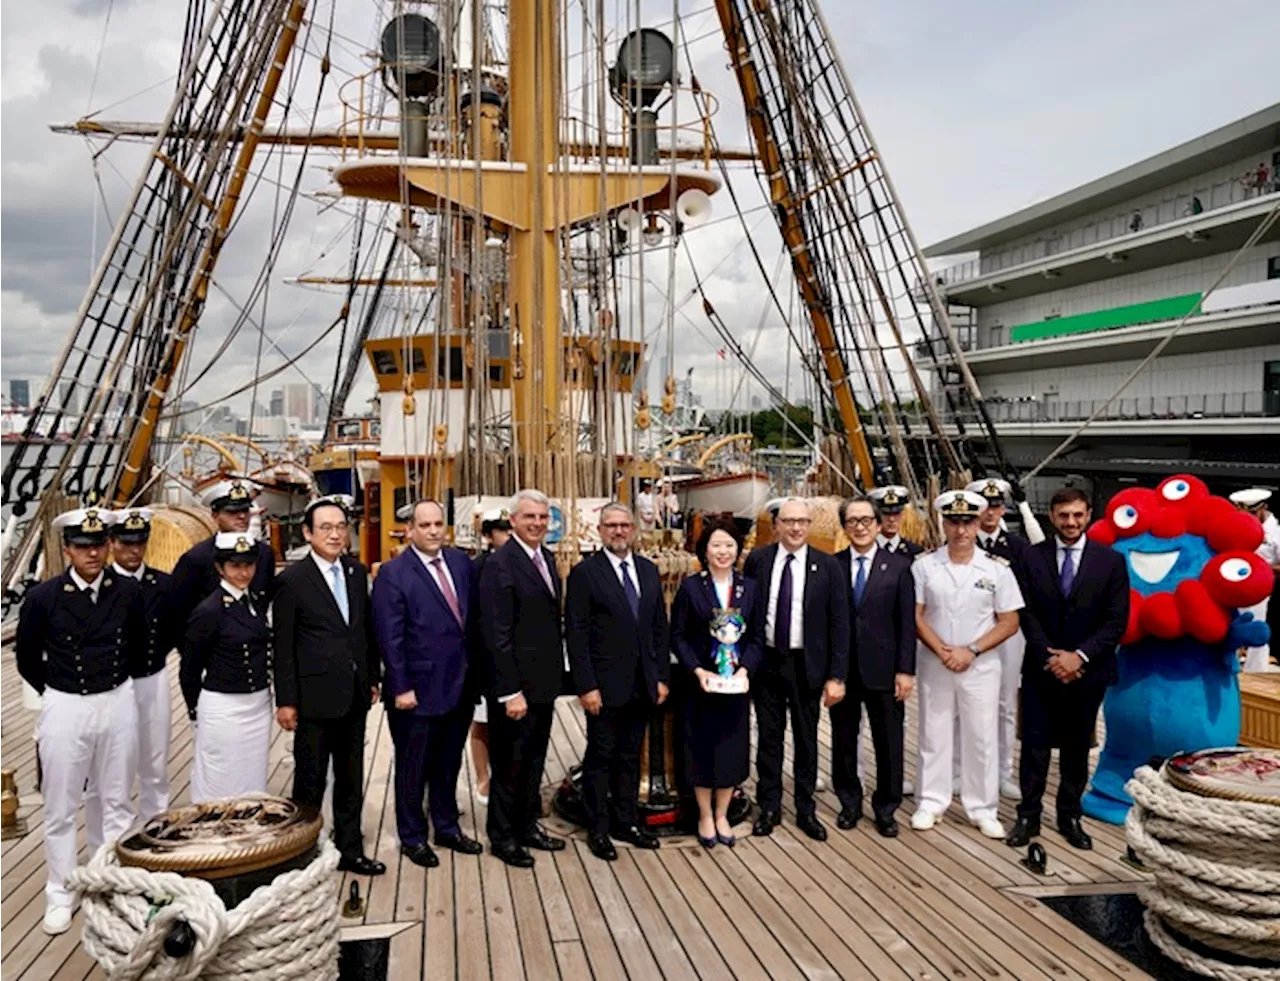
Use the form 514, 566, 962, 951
911, 490, 1023, 839
1231, 487, 1280, 672
16, 505, 147, 935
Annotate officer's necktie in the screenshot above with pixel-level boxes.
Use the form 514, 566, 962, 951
1060, 546, 1076, 595
775, 553, 794, 649
329, 563, 350, 624
853, 555, 867, 607
431, 557, 462, 625
620, 559, 640, 619
84, 586, 97, 605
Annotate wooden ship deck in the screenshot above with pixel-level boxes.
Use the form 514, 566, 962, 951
1, 647, 1157, 981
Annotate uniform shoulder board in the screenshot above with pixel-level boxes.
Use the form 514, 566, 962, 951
990, 555, 1011, 567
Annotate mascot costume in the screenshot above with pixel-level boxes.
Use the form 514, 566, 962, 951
1081, 474, 1274, 824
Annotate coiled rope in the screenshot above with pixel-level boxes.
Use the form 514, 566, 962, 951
1125, 765, 1280, 980
67, 839, 341, 981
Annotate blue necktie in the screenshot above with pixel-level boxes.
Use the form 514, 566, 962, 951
620, 560, 640, 619
329, 563, 350, 624
1060, 546, 1076, 595
853, 555, 867, 607
775, 553, 794, 649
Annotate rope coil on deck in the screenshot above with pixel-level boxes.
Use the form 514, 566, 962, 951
66, 839, 341, 981
1125, 765, 1280, 980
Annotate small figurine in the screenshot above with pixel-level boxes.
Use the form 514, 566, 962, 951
710, 609, 745, 677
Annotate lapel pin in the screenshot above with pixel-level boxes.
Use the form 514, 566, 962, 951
810, 564, 818, 573
63, 583, 76, 593
103, 578, 113, 588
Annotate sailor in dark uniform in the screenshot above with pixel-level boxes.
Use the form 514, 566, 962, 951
110, 508, 175, 819
967, 478, 1033, 800
870, 486, 925, 558
16, 506, 146, 936
181, 532, 274, 802
169, 478, 274, 627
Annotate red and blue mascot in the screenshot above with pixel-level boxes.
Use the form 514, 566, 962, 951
1081, 475, 1273, 824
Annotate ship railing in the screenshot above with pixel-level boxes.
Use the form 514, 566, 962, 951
334, 65, 723, 168
937, 391, 1273, 425
930, 179, 1278, 289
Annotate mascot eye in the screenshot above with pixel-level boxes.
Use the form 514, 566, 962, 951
1218, 558, 1252, 583
1162, 480, 1190, 501
1112, 505, 1139, 529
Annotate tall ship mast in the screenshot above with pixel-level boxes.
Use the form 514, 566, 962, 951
3, 0, 1016, 597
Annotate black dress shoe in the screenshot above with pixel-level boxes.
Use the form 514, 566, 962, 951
1058, 817, 1093, 851
588, 833, 618, 861
874, 817, 900, 838
491, 842, 536, 868
1005, 817, 1041, 849
400, 843, 440, 868
612, 825, 660, 850
837, 809, 861, 831
796, 813, 828, 841
522, 826, 566, 852
752, 810, 780, 837
435, 832, 483, 855
338, 854, 387, 876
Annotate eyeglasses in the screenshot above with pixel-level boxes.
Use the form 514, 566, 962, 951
601, 522, 633, 531
777, 517, 811, 526
317, 522, 348, 535
844, 517, 877, 528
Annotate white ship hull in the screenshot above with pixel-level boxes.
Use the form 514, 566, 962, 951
678, 472, 773, 519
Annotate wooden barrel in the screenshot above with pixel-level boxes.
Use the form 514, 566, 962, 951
144, 506, 217, 573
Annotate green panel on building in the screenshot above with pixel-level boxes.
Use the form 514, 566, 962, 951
1010, 292, 1203, 343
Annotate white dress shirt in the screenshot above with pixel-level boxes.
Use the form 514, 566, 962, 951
848, 543, 878, 593
766, 544, 808, 649
411, 545, 458, 599
69, 567, 105, 601
1056, 537, 1084, 574
603, 549, 641, 598
111, 562, 144, 582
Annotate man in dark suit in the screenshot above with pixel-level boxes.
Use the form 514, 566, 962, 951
372, 499, 484, 868
745, 497, 850, 841
478, 488, 566, 868
273, 497, 385, 876
1008, 487, 1129, 851
566, 503, 671, 861
831, 496, 915, 837
169, 478, 274, 625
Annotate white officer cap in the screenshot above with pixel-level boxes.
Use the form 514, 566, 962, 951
966, 478, 1011, 505
868, 485, 910, 514
202, 477, 255, 513
1229, 488, 1272, 508
52, 506, 115, 545
212, 531, 258, 561
934, 489, 987, 520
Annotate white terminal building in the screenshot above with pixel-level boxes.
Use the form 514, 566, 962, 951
923, 102, 1280, 507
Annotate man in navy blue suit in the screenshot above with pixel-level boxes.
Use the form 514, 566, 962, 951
372, 500, 484, 868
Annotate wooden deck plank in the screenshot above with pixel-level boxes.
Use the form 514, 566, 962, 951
1, 646, 1165, 981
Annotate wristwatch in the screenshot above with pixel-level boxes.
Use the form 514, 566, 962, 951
967, 643, 982, 656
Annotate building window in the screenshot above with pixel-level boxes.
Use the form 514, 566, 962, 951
1268, 256, 1280, 280
991, 324, 1005, 347
1266, 361, 1280, 417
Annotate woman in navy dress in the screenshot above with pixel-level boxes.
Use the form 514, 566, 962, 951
671, 519, 764, 846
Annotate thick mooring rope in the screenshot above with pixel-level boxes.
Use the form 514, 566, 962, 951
1125, 766, 1280, 980
67, 840, 341, 981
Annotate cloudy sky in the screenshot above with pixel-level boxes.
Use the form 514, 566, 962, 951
2, 0, 1277, 422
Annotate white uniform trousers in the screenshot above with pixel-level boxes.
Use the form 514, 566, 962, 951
85, 668, 172, 830
917, 650, 1001, 823
38, 683, 138, 908
996, 631, 1026, 781
191, 689, 272, 803
1243, 597, 1272, 672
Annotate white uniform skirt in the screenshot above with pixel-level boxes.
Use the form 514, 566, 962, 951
191, 688, 272, 803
